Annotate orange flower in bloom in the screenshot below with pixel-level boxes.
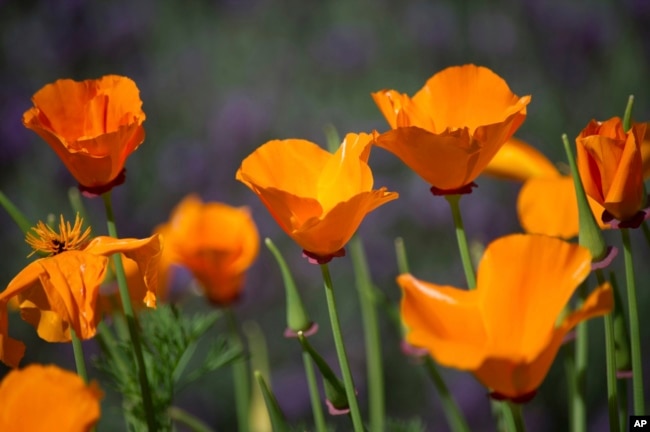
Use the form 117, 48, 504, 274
0, 214, 161, 368
22, 75, 146, 195
0, 364, 102, 432
576, 117, 647, 224
372, 65, 531, 193
399, 234, 612, 401
484, 137, 607, 238
156, 195, 259, 305
236, 133, 398, 262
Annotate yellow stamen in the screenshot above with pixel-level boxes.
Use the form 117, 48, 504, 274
25, 213, 92, 257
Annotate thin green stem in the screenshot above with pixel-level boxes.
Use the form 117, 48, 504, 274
0, 190, 32, 234
621, 228, 645, 415
101, 192, 157, 432
445, 195, 476, 289
320, 263, 365, 432
226, 308, 250, 432
70, 329, 88, 382
423, 357, 470, 432
503, 402, 526, 432
350, 238, 384, 432
168, 406, 216, 432
572, 284, 588, 432
301, 349, 327, 432
596, 269, 621, 431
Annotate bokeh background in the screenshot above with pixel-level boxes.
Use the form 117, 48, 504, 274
1, 0, 650, 430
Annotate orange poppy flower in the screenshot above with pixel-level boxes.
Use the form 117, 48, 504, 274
576, 117, 648, 224
22, 75, 146, 195
0, 364, 102, 432
236, 133, 398, 262
155, 195, 259, 305
484, 137, 607, 238
372, 65, 531, 193
399, 234, 612, 401
0, 214, 161, 368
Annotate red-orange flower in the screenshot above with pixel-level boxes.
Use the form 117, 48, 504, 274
0, 215, 161, 368
576, 117, 647, 223
399, 234, 612, 401
236, 133, 398, 261
22, 75, 146, 194
372, 65, 531, 193
155, 195, 259, 305
485, 137, 607, 238
0, 364, 103, 432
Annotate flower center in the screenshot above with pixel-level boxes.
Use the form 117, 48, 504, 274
25, 214, 91, 257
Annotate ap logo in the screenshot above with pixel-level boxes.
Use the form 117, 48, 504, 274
631, 416, 650, 429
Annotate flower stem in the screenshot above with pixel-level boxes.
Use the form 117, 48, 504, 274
350, 237, 384, 432
168, 406, 216, 432
595, 269, 621, 431
503, 402, 526, 432
301, 349, 327, 432
423, 357, 470, 432
101, 192, 157, 432
621, 228, 645, 415
572, 284, 588, 432
445, 195, 476, 289
226, 308, 251, 432
320, 263, 365, 432
70, 329, 88, 382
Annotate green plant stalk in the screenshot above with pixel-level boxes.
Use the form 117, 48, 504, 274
0, 190, 32, 234
301, 349, 327, 432
68, 187, 90, 224
320, 263, 364, 432
350, 237, 384, 432
503, 402, 526, 432
226, 308, 250, 432
101, 192, 157, 432
445, 195, 476, 289
254, 371, 290, 432
423, 357, 470, 432
596, 269, 621, 431
621, 228, 645, 415
573, 284, 588, 432
70, 329, 88, 382
168, 406, 216, 432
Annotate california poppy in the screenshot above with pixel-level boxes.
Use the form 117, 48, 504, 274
484, 137, 606, 238
155, 195, 259, 305
576, 117, 647, 224
0, 364, 102, 432
22, 75, 146, 195
236, 132, 398, 262
372, 65, 531, 193
0, 214, 161, 368
399, 234, 612, 401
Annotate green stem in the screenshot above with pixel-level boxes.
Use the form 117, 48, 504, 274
596, 269, 621, 431
621, 228, 645, 415
0, 190, 32, 234
70, 329, 88, 382
350, 238, 384, 432
226, 308, 250, 432
503, 402, 526, 432
573, 284, 588, 432
168, 406, 216, 432
96, 320, 129, 376
101, 192, 157, 432
301, 349, 327, 432
423, 357, 470, 432
320, 263, 365, 432
445, 195, 476, 289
